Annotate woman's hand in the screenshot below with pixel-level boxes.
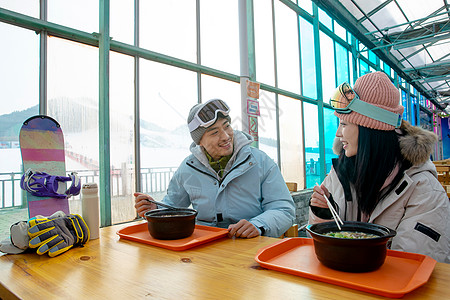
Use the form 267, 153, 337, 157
310, 184, 331, 208
228, 219, 260, 238
134, 192, 157, 218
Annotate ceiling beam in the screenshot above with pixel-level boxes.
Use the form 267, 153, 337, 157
403, 59, 450, 72
371, 20, 450, 50
357, 0, 393, 24
412, 75, 450, 83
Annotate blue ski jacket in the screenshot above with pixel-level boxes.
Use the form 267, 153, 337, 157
161, 130, 295, 237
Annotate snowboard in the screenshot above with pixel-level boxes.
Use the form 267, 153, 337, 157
19, 115, 70, 217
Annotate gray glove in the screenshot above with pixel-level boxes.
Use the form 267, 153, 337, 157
28, 214, 90, 257
0, 211, 66, 254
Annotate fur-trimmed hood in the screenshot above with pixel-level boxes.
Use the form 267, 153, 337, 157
333, 120, 438, 166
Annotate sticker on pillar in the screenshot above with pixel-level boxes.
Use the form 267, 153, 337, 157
248, 116, 258, 141
246, 80, 260, 99
247, 99, 260, 116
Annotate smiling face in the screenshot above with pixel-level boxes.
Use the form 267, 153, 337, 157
336, 119, 359, 157
199, 118, 234, 160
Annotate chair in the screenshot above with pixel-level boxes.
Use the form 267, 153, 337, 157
280, 224, 299, 238
285, 182, 297, 192
279, 182, 299, 238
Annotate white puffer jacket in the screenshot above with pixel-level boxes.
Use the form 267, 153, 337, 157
309, 121, 450, 263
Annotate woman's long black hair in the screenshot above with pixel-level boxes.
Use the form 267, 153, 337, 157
335, 126, 411, 216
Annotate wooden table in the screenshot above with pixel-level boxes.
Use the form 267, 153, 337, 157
1, 221, 449, 299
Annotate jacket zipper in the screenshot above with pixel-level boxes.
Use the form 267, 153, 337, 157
218, 155, 251, 185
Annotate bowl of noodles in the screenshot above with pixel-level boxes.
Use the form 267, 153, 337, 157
306, 221, 396, 272
145, 208, 198, 240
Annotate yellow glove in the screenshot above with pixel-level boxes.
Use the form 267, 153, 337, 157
28, 214, 90, 257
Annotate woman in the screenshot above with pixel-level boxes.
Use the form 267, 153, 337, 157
310, 72, 450, 263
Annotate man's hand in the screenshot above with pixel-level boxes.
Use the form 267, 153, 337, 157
134, 192, 158, 218
228, 219, 260, 238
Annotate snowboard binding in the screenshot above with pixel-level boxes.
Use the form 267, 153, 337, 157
20, 168, 81, 199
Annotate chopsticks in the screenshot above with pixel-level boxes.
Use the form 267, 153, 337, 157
316, 184, 344, 230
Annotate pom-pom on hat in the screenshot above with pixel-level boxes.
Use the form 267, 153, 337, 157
334, 72, 404, 131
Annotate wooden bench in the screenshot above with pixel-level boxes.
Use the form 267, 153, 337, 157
433, 161, 450, 198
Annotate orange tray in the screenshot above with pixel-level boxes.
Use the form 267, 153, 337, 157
255, 238, 436, 298
117, 223, 229, 251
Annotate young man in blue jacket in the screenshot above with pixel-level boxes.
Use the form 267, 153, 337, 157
134, 99, 295, 238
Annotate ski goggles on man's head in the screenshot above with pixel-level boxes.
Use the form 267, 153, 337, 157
330, 82, 402, 128
188, 99, 230, 132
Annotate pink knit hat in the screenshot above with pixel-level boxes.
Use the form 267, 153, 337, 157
334, 72, 404, 131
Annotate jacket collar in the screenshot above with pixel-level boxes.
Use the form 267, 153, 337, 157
188, 130, 253, 176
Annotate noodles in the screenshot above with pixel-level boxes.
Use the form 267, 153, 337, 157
324, 231, 378, 239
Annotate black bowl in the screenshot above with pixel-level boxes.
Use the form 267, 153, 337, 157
306, 221, 396, 272
144, 208, 198, 240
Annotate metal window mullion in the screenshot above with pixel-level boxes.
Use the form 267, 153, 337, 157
407, 84, 412, 123
297, 3, 307, 187
238, 0, 250, 136
416, 92, 421, 125
272, 0, 281, 168
312, 3, 326, 181
134, 0, 141, 205
196, 0, 202, 102
39, 0, 47, 115
99, 0, 111, 227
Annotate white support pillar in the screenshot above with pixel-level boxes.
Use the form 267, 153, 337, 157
239, 0, 250, 134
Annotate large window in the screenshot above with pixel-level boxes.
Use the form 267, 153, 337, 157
111, 0, 134, 45
275, 1, 300, 93
304, 102, 318, 188
0, 0, 39, 18
0, 23, 39, 117
254, 0, 276, 86
140, 0, 196, 62
48, 0, 98, 33
279, 96, 303, 189
200, 1, 239, 74
110, 52, 135, 223
324, 108, 339, 174
299, 17, 316, 99
335, 43, 349, 86
0, 23, 39, 212
47, 38, 99, 215
139, 60, 198, 201
258, 90, 278, 162
320, 31, 335, 101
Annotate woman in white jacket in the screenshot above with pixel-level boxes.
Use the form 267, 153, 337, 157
309, 72, 450, 263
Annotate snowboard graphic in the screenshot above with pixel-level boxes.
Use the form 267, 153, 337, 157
19, 115, 70, 217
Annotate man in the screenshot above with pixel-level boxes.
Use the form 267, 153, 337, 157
135, 98, 295, 238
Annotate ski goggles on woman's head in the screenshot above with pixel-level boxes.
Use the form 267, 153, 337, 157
330, 82, 357, 113
188, 99, 230, 132
330, 82, 402, 128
